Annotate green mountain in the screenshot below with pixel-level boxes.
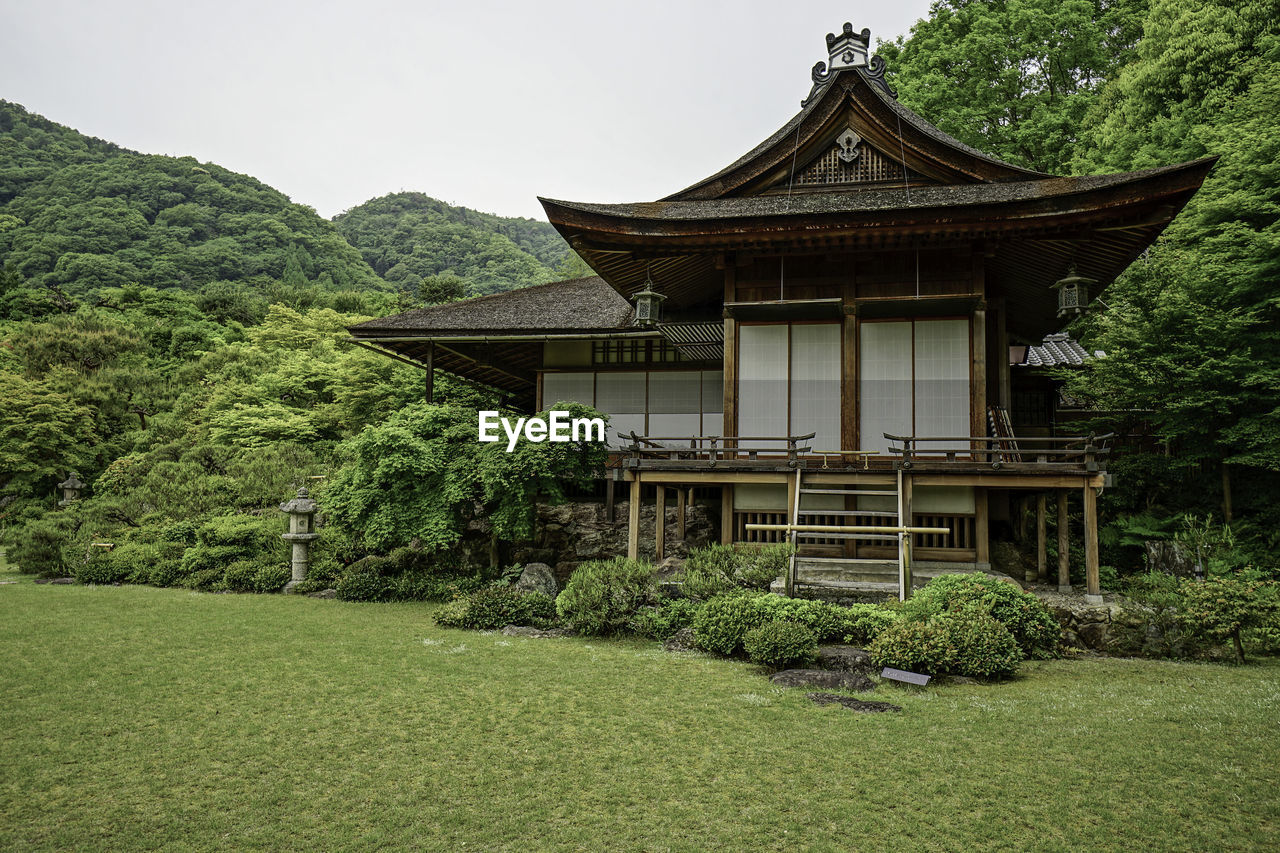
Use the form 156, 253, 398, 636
333, 192, 575, 297
0, 100, 387, 302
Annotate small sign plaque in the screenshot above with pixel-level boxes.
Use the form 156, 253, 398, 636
881, 667, 931, 686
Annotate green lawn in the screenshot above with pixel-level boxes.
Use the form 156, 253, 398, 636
1, 570, 1277, 852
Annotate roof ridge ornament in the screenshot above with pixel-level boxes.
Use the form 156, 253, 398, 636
803, 23, 897, 106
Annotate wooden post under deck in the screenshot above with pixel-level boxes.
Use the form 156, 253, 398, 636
677, 487, 687, 541
901, 471, 914, 597
1083, 484, 1101, 600
1034, 493, 1047, 583
628, 478, 641, 561
655, 486, 666, 561
970, 304, 987, 449
1058, 490, 1071, 592
720, 484, 734, 545
605, 477, 615, 523
975, 488, 990, 567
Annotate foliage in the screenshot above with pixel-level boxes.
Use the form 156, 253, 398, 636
691, 592, 770, 656
335, 563, 394, 602
677, 542, 792, 599
899, 574, 1060, 658
628, 597, 700, 641
880, 0, 1148, 173
743, 620, 818, 669
433, 586, 557, 631
555, 557, 656, 636
1179, 576, 1280, 664
0, 510, 80, 576
870, 607, 1025, 678
332, 192, 567, 298
693, 591, 899, 657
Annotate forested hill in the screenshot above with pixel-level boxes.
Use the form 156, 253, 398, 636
333, 192, 575, 298
0, 100, 386, 304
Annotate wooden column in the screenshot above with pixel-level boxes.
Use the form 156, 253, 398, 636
1058, 490, 1071, 592
970, 305, 987, 451
975, 488, 990, 568
841, 310, 858, 451
995, 300, 1011, 411
1034, 493, 1047, 583
1083, 483, 1101, 599
654, 486, 666, 561
901, 471, 914, 597
424, 342, 434, 403
627, 477, 641, 561
605, 477, 615, 523
720, 485, 734, 545
722, 265, 738, 452
677, 487, 687, 541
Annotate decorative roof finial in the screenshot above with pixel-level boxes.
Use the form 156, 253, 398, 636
804, 23, 897, 106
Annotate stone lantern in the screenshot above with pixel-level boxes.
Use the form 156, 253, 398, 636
58, 472, 85, 507
279, 487, 319, 593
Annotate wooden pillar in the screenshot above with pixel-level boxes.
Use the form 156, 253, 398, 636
1057, 490, 1071, 592
841, 310, 858, 451
1083, 483, 1101, 600
655, 485, 666, 561
677, 487, 687, 541
970, 304, 987, 452
1034, 493, 1047, 583
627, 477, 641, 561
901, 471, 914, 597
975, 488, 990, 568
995, 299, 1010, 411
722, 265, 738, 454
424, 342, 434, 403
605, 477, 615, 523
720, 484, 734, 545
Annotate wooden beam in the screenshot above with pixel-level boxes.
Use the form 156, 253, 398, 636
655, 486, 667, 561
628, 478, 641, 561
720, 484, 734, 545
677, 487, 687, 541
1034, 492, 1046, 583
424, 343, 434, 403
1058, 490, 1071, 592
638, 471, 789, 485
995, 300, 1010, 410
1083, 484, 1100, 598
912, 473, 1105, 489
723, 317, 738, 447
975, 488, 990, 567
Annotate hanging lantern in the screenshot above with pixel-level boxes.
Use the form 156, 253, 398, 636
1052, 264, 1095, 319
633, 268, 666, 327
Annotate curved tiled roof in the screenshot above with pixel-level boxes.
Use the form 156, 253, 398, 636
1019, 333, 1094, 368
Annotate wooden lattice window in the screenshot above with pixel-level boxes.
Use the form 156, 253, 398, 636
592, 339, 680, 365
794, 143, 904, 186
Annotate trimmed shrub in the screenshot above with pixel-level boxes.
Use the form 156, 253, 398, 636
74, 551, 130, 585
1180, 576, 1280, 664
840, 603, 901, 645
336, 564, 394, 602
556, 557, 656, 636
737, 543, 792, 590
252, 563, 291, 593
870, 607, 1023, 678
222, 560, 263, 593
3, 512, 79, 576
744, 620, 818, 668
180, 567, 225, 591
677, 543, 794, 599
433, 587, 556, 630
629, 597, 700, 640
901, 573, 1059, 657
694, 592, 899, 655
693, 592, 770, 655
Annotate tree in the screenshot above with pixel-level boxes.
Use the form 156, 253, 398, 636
418, 273, 466, 305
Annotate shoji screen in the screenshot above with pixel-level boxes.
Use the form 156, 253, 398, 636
594, 371, 646, 447
859, 322, 913, 455
913, 319, 970, 450
789, 323, 841, 451
701, 370, 724, 436
541, 372, 594, 409
648, 371, 702, 445
737, 325, 788, 447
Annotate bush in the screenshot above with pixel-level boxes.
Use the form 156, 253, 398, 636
693, 592, 770, 655
1180, 576, 1280, 664
677, 543, 793, 599
556, 557, 656, 635
629, 597, 700, 640
870, 607, 1024, 678
336, 565, 394, 602
252, 563, 291, 593
840, 604, 901, 645
3, 512, 79, 576
74, 550, 130, 585
433, 587, 557, 630
744, 620, 817, 668
737, 543, 792, 590
222, 559, 263, 592
180, 567, 225, 591
901, 573, 1059, 657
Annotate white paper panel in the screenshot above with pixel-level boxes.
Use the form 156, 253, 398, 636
594, 371, 646, 414
541, 372, 594, 408
914, 319, 970, 451
738, 325, 789, 449
648, 371, 701, 414
789, 323, 840, 451
860, 322, 913, 455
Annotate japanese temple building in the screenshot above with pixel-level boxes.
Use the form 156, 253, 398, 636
350, 23, 1213, 601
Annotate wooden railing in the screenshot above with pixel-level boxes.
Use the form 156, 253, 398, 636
884, 433, 1112, 471
735, 510, 788, 543
624, 432, 815, 468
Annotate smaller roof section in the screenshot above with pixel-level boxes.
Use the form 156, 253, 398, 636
1012, 333, 1096, 368
349, 276, 634, 338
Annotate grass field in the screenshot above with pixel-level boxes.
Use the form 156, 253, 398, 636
1, 567, 1278, 851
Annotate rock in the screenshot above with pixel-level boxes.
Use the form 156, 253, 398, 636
514, 563, 558, 597
815, 645, 874, 673
50, 578, 75, 584
500, 626, 574, 639
307, 588, 338, 599
807, 692, 901, 713
770, 669, 875, 692
663, 627, 698, 653
1144, 540, 1195, 578
655, 556, 684, 578
1077, 621, 1109, 650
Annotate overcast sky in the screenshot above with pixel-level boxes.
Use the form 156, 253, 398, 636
2, 1, 934, 221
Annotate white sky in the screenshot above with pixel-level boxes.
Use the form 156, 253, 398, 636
1, 0, 934, 220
